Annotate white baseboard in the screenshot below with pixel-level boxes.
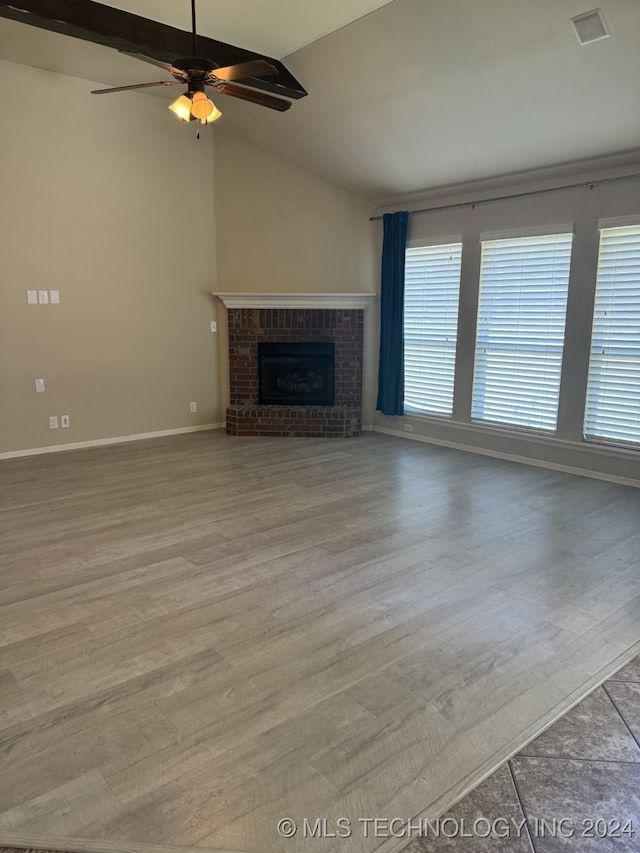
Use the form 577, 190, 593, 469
372, 426, 640, 488
0, 424, 225, 460
361, 424, 374, 432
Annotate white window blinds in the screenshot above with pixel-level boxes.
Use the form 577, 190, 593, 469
472, 232, 572, 432
404, 242, 462, 416
584, 224, 640, 448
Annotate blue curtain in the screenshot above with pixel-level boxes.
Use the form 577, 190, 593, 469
376, 211, 409, 416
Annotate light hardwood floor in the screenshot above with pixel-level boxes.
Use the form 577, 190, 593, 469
0, 431, 638, 853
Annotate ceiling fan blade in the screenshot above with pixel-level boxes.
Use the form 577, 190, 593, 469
210, 60, 277, 82
118, 51, 187, 79
91, 81, 182, 94
215, 82, 291, 112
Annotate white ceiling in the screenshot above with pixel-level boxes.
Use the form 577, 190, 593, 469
100, 0, 397, 58
1, 0, 639, 200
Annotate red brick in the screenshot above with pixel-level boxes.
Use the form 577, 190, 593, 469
226, 309, 363, 436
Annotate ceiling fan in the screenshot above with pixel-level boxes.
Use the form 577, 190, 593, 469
91, 0, 292, 124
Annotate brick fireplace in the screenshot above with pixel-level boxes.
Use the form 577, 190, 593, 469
214, 293, 375, 438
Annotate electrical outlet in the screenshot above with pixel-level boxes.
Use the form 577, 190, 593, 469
61, 414, 70, 428
190, 402, 198, 413
49, 416, 59, 429
50, 290, 60, 304
27, 290, 37, 304
35, 378, 45, 393
404, 423, 414, 432
210, 321, 217, 333
38, 290, 49, 304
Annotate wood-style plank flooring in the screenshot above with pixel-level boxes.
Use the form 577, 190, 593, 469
0, 431, 638, 853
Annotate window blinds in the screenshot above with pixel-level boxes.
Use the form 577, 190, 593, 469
403, 243, 462, 416
472, 233, 572, 432
584, 224, 640, 448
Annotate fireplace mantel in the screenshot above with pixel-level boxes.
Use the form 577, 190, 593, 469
212, 292, 376, 310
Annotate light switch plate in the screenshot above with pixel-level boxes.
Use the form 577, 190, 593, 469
38, 290, 49, 304
35, 378, 45, 393
50, 290, 60, 304
210, 321, 217, 333
27, 290, 37, 304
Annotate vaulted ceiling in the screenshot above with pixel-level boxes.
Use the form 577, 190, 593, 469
101, 0, 397, 58
2, 0, 639, 200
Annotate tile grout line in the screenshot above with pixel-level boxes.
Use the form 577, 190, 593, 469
506, 669, 640, 853
515, 752, 640, 767
602, 681, 640, 753
606, 676, 640, 683
507, 760, 538, 853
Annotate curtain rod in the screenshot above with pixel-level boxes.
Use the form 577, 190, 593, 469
369, 172, 640, 221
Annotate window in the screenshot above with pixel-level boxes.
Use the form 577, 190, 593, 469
472, 231, 573, 432
584, 223, 640, 448
404, 242, 462, 416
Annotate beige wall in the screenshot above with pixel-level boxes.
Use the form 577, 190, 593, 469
0, 62, 378, 455
0, 60, 220, 454
211, 129, 378, 419
213, 129, 375, 293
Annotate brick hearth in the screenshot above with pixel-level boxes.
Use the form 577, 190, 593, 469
225, 307, 364, 437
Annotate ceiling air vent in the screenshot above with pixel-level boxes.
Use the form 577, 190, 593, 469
571, 9, 610, 44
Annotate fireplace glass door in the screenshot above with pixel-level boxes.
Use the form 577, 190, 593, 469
258, 342, 335, 406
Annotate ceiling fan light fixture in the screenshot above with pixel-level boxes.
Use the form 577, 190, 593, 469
190, 91, 215, 120
203, 101, 222, 124
169, 90, 222, 124
169, 93, 193, 122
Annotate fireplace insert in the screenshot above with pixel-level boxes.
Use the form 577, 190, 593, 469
258, 341, 335, 406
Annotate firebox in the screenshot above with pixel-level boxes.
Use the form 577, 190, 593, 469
258, 342, 335, 406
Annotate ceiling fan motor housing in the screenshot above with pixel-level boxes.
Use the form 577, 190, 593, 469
173, 56, 218, 75
187, 78, 207, 94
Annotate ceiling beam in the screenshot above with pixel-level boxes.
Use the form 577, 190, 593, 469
0, 0, 307, 99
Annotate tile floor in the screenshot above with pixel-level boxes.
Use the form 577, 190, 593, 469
402, 655, 640, 852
